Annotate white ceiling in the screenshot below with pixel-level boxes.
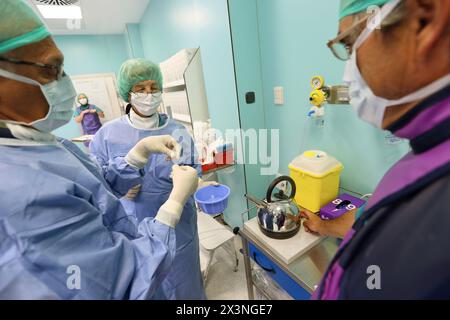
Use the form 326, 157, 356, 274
27, 0, 150, 35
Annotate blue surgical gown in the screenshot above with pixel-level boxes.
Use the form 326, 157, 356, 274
0, 136, 176, 300
90, 114, 205, 300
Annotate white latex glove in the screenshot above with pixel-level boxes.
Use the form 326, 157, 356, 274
155, 165, 199, 228
125, 135, 181, 169
124, 184, 141, 200
6, 123, 56, 143
197, 178, 219, 190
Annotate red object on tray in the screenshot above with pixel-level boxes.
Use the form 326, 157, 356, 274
214, 149, 234, 165
201, 162, 218, 172
201, 148, 234, 174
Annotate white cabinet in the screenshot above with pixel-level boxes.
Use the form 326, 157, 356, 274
159, 48, 210, 131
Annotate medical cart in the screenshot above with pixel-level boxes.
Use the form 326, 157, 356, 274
239, 224, 339, 300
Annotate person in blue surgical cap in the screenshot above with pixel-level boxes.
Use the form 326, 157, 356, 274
90, 58, 213, 300
0, 0, 200, 300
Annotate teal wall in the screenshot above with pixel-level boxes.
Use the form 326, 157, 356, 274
139, 0, 247, 227
54, 34, 129, 76
52, 34, 130, 144
240, 0, 410, 195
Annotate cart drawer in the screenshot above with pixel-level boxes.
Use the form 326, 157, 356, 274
249, 243, 311, 300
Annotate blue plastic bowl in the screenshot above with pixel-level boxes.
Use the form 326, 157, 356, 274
194, 185, 231, 215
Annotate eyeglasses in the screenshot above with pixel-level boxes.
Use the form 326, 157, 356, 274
327, 15, 370, 61
0, 56, 65, 80
131, 88, 161, 95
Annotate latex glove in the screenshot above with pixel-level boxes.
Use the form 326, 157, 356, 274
124, 184, 141, 200
155, 165, 199, 228
6, 123, 56, 143
197, 178, 219, 190
125, 135, 181, 169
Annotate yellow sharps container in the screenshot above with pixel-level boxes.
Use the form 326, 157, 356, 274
289, 150, 344, 213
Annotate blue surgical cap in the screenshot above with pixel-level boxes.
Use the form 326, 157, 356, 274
0, 0, 51, 55
340, 0, 391, 20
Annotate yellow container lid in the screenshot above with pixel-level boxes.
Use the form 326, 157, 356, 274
289, 150, 343, 178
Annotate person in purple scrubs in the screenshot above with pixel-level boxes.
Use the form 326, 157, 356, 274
74, 93, 104, 146
307, 0, 450, 300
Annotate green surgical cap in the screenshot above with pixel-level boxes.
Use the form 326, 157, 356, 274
117, 58, 163, 102
0, 0, 51, 55
77, 93, 88, 100
340, 0, 391, 20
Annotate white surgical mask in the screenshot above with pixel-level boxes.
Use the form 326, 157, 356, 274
79, 98, 88, 106
343, 0, 450, 128
0, 68, 77, 133
130, 92, 162, 117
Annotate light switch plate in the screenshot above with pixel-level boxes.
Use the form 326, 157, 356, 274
274, 86, 284, 105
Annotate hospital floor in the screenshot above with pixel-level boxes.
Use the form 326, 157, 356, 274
204, 236, 250, 300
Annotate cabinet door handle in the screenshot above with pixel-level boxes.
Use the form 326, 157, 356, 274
253, 252, 275, 274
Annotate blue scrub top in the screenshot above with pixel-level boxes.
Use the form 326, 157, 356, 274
0, 133, 176, 299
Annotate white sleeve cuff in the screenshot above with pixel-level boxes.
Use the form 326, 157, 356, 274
155, 199, 184, 228
125, 151, 147, 170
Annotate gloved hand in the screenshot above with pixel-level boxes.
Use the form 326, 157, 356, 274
155, 165, 199, 228
124, 184, 141, 200
125, 135, 181, 169
6, 123, 56, 142
197, 178, 219, 190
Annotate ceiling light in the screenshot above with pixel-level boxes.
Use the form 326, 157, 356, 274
36, 4, 83, 19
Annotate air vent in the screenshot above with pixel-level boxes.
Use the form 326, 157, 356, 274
34, 0, 79, 5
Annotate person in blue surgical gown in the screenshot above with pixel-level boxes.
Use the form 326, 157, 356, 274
90, 58, 213, 300
0, 0, 200, 300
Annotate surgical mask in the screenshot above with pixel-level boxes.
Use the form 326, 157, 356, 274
0, 68, 77, 133
79, 98, 88, 106
130, 92, 162, 117
343, 0, 450, 128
